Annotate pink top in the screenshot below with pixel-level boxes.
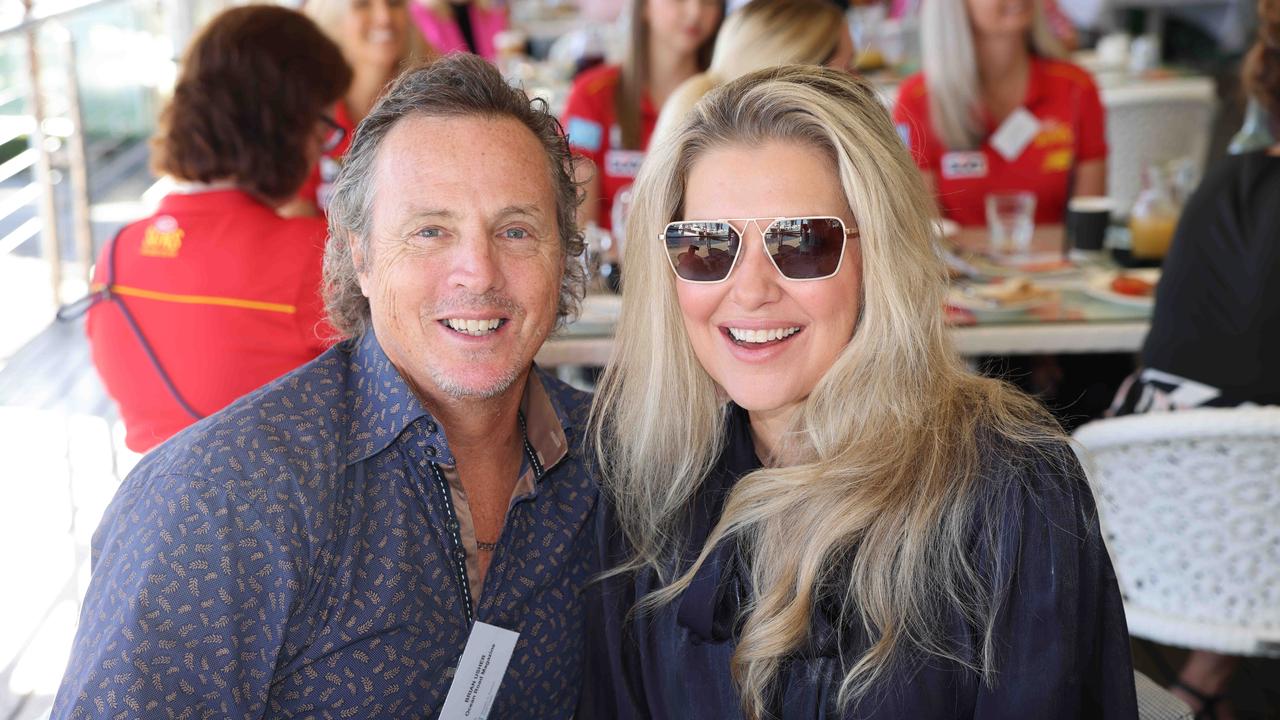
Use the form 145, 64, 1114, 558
410, 1, 508, 61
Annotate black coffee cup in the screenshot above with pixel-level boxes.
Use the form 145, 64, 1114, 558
1067, 196, 1114, 254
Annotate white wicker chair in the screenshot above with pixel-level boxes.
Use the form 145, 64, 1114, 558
1100, 78, 1217, 214
1073, 407, 1280, 657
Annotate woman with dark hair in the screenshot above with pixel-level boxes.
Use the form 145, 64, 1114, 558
82, 5, 352, 452
1110, 1, 1280, 715
561, 0, 724, 230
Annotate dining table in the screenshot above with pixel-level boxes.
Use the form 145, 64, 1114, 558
535, 225, 1156, 368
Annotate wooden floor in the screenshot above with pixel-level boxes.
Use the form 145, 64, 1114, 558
0, 319, 118, 417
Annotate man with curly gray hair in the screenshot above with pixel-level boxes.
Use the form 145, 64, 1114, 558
56, 52, 595, 719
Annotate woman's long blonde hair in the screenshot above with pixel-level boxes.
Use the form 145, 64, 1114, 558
305, 0, 435, 77
652, 0, 846, 144
921, 0, 1065, 150
591, 65, 1062, 718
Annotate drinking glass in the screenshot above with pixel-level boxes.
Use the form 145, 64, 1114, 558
580, 223, 613, 293
985, 191, 1036, 259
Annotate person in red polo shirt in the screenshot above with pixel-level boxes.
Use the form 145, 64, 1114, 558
561, 0, 724, 231
290, 0, 434, 217
83, 6, 352, 451
892, 0, 1107, 226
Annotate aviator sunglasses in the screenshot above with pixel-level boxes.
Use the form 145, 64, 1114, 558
661, 216, 858, 283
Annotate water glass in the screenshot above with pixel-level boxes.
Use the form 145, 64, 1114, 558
985, 191, 1036, 259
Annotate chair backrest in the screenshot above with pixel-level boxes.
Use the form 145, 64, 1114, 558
1074, 407, 1280, 656
1101, 77, 1217, 213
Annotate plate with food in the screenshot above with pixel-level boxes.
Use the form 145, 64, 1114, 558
947, 278, 1059, 316
1085, 269, 1160, 308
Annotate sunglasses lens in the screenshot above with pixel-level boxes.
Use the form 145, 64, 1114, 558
765, 217, 846, 279
664, 221, 740, 282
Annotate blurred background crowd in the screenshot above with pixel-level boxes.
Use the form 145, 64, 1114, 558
1, 0, 1277, 717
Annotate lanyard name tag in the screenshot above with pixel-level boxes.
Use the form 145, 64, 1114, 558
439, 622, 520, 719
605, 149, 645, 179
989, 107, 1041, 162
941, 151, 988, 179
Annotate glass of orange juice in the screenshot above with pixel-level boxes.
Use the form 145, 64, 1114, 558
1128, 165, 1180, 261
1129, 214, 1178, 260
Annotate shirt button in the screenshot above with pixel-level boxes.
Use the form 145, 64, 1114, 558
448, 519, 459, 532
426, 446, 437, 457
425, 420, 437, 434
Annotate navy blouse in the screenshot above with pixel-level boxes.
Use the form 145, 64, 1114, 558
579, 406, 1138, 719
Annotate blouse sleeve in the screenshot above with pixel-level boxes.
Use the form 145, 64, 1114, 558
973, 446, 1138, 719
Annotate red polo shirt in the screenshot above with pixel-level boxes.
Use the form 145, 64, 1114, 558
892, 57, 1107, 226
297, 101, 355, 214
561, 64, 658, 230
87, 189, 333, 451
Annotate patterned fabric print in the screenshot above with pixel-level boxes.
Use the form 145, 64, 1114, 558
1109, 367, 1242, 416
53, 330, 597, 720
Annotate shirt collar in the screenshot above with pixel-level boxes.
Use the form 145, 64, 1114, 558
521, 366, 573, 474
981, 56, 1049, 132
343, 330, 579, 468
157, 187, 263, 213
676, 403, 759, 643
344, 330, 442, 465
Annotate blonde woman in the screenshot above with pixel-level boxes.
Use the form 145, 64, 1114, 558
892, 0, 1106, 226
581, 65, 1136, 718
651, 0, 855, 144
291, 0, 434, 214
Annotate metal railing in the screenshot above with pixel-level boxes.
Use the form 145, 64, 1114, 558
6, 1, 102, 304
0, 0, 208, 306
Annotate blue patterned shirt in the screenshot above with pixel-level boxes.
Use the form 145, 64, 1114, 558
54, 331, 597, 719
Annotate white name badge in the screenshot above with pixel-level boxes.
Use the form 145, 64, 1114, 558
940, 151, 989, 180
604, 149, 645, 179
989, 107, 1042, 162
439, 622, 520, 720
